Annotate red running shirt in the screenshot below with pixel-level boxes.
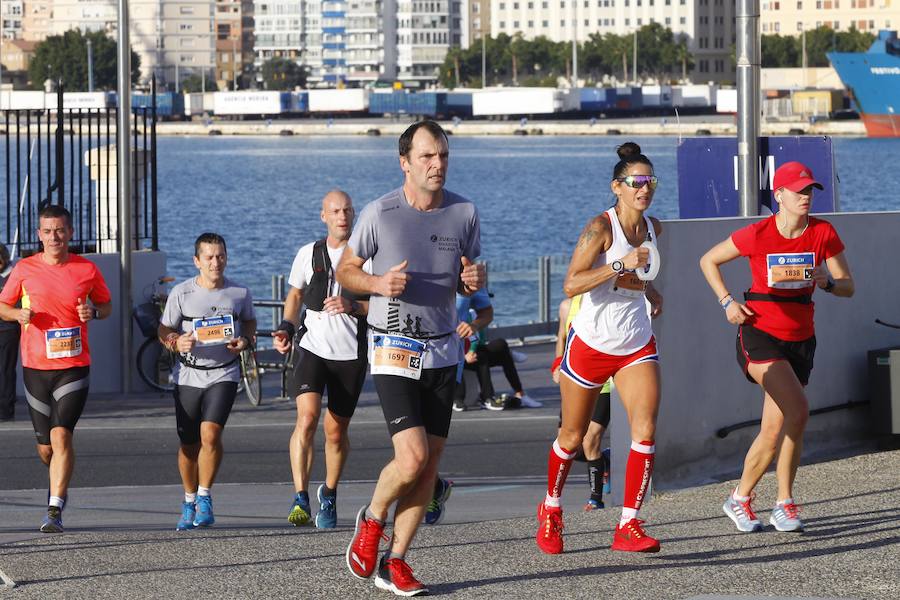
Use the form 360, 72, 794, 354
0, 254, 111, 369
731, 215, 844, 341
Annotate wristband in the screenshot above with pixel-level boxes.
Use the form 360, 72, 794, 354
721, 297, 734, 310
551, 356, 563, 373
92, 308, 101, 320
277, 320, 296, 341
823, 277, 836, 293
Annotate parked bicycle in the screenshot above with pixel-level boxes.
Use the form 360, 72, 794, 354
133, 275, 263, 405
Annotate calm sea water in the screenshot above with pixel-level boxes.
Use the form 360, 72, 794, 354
3, 135, 899, 324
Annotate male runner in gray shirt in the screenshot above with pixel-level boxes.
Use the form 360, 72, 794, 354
338, 120, 485, 596
159, 233, 256, 531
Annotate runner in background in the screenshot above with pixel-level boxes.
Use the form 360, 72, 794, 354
272, 190, 369, 529
700, 161, 854, 533
0, 205, 111, 532
551, 296, 610, 511
158, 233, 256, 531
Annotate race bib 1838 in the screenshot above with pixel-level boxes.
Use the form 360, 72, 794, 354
371, 334, 425, 380
192, 315, 235, 346
767, 252, 815, 289
45, 326, 82, 359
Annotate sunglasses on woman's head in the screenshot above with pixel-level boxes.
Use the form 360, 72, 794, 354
615, 175, 658, 190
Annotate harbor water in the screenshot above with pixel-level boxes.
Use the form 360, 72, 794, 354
2, 135, 899, 325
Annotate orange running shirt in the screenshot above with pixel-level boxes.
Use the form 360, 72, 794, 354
0, 254, 111, 370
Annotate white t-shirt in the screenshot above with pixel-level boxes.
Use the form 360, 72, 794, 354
288, 241, 365, 361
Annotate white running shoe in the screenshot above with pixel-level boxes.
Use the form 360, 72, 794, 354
723, 490, 763, 532
770, 501, 804, 532
511, 350, 528, 363
517, 394, 543, 408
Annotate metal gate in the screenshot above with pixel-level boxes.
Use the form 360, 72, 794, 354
1, 81, 158, 258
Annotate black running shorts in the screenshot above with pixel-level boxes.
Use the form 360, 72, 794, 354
23, 366, 90, 445
289, 347, 367, 419
374, 366, 457, 438
736, 324, 816, 386
174, 381, 239, 444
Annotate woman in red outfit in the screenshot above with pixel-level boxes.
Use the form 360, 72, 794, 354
700, 161, 854, 533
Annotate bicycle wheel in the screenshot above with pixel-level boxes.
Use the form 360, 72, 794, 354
136, 337, 176, 392
240, 348, 262, 406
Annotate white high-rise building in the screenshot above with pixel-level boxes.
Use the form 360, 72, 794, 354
760, 1, 897, 36
489, 0, 735, 81
253, 0, 462, 87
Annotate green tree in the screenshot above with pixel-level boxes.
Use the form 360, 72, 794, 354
761, 34, 800, 67
29, 29, 141, 91
634, 23, 686, 81
181, 72, 218, 93
261, 57, 307, 90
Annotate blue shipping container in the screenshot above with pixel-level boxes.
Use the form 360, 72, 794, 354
579, 88, 617, 111
130, 92, 184, 117
294, 91, 309, 113
446, 92, 473, 117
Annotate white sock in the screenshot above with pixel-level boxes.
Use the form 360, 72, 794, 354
619, 507, 638, 527
49, 496, 65, 509
198, 486, 211, 497
185, 492, 197, 503
777, 497, 794, 506
732, 488, 750, 502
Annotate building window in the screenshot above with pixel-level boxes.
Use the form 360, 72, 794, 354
542, 20, 548, 27
180, 6, 194, 14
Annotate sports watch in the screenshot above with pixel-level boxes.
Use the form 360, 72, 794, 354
92, 308, 101, 320
611, 260, 625, 275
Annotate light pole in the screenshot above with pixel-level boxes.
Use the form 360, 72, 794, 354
87, 38, 95, 92
117, 0, 133, 393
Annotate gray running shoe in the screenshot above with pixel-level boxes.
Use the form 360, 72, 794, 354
770, 501, 804, 532
723, 490, 763, 532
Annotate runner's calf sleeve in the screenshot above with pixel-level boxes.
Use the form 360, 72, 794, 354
587, 458, 605, 501
545, 439, 577, 507
622, 440, 655, 514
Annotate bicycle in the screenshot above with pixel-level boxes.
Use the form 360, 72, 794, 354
134, 276, 176, 393
133, 276, 263, 406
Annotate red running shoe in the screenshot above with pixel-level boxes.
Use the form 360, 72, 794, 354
346, 505, 388, 579
374, 557, 429, 597
536, 502, 564, 554
611, 518, 660, 553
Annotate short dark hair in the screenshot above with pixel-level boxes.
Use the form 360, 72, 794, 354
38, 204, 72, 228
399, 120, 448, 157
194, 232, 227, 257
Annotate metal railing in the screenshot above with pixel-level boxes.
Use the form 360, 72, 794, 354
1, 82, 158, 257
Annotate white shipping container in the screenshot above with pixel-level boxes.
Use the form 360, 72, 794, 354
0, 90, 47, 110
49, 92, 112, 110
641, 85, 673, 107
673, 84, 718, 108
213, 91, 287, 115
184, 93, 203, 116
472, 88, 565, 116
716, 89, 738, 113
308, 89, 369, 112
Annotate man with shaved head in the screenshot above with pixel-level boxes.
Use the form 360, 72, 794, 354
272, 190, 369, 529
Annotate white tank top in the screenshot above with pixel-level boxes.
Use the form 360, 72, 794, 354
572, 207, 655, 355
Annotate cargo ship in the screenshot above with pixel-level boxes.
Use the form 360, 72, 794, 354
828, 30, 900, 137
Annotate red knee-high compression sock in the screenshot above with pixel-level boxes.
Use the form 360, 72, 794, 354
545, 439, 578, 508
620, 440, 655, 526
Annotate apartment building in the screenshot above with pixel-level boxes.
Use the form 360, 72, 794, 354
760, 0, 898, 35
2, 1, 24, 40
215, 0, 254, 89
22, 0, 52, 42
465, 0, 491, 47
489, 0, 735, 81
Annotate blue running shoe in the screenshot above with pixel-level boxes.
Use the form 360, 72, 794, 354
602, 448, 611, 495
40, 506, 64, 533
424, 478, 453, 525
288, 492, 311, 526
315, 484, 337, 529
193, 495, 215, 527
176, 501, 196, 531
583, 498, 605, 511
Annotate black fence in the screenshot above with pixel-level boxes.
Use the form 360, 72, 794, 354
1, 82, 158, 258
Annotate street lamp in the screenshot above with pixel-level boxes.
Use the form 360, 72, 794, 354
87, 38, 95, 91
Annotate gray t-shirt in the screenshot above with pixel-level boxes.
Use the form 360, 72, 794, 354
349, 187, 481, 369
161, 276, 256, 387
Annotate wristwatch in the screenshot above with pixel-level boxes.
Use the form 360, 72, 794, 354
611, 260, 625, 275
823, 277, 836, 293
92, 308, 101, 320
